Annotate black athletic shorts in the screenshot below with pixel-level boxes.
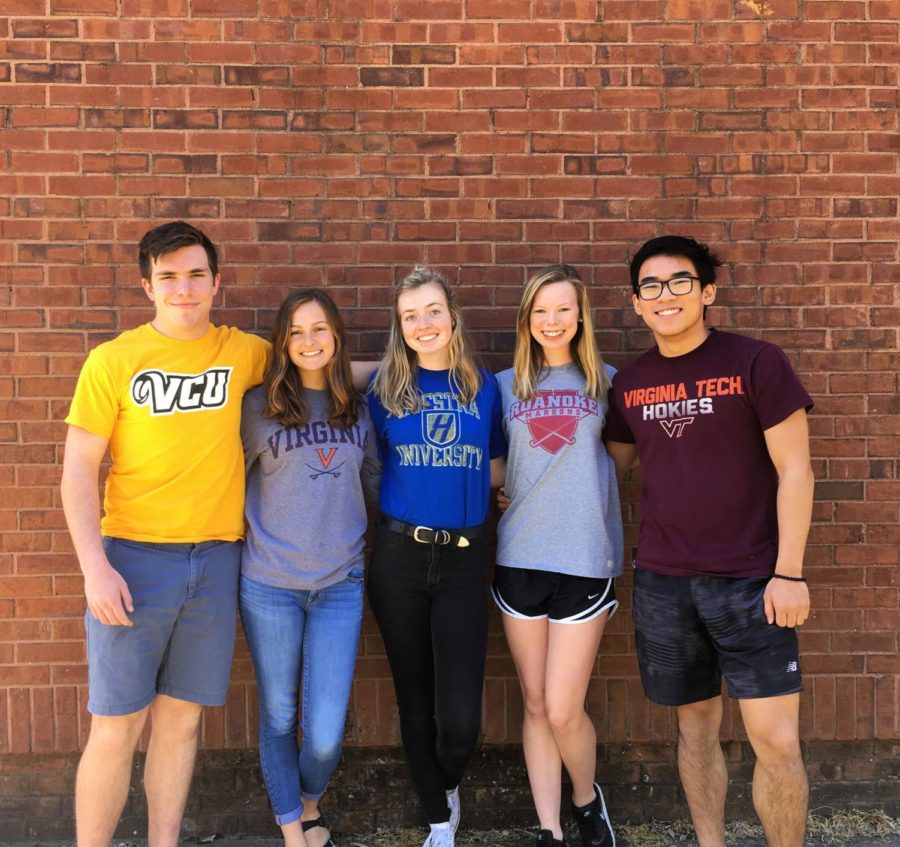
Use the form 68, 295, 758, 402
632, 568, 802, 707
492, 565, 618, 624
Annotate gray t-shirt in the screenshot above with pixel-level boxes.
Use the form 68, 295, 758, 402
496, 363, 624, 579
241, 385, 381, 591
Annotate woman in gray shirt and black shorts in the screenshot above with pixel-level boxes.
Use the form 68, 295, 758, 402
493, 265, 623, 847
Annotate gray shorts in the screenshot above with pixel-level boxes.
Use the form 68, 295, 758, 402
86, 536, 241, 716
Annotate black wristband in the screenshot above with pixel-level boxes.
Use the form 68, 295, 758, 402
772, 573, 806, 583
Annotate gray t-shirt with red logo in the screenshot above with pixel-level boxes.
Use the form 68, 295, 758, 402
241, 385, 381, 591
496, 362, 624, 579
604, 329, 813, 579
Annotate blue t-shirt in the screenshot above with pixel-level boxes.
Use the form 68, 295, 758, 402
367, 367, 506, 529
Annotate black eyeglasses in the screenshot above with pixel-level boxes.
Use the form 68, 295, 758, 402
636, 275, 700, 301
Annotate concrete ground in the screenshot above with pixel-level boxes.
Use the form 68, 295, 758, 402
8, 815, 900, 847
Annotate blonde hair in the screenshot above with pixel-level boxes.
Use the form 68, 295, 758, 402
512, 263, 611, 401
372, 266, 482, 417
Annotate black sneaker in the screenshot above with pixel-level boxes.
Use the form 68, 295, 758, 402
571, 782, 615, 847
536, 830, 566, 847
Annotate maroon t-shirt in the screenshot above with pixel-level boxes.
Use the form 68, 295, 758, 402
605, 329, 813, 578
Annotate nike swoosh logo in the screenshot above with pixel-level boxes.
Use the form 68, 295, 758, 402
588, 593, 599, 599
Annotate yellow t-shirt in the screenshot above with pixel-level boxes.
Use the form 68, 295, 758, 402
65, 323, 270, 543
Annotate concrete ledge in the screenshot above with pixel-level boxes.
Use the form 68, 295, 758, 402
1, 741, 898, 842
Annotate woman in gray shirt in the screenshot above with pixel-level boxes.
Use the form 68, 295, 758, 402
493, 265, 623, 847
240, 289, 380, 847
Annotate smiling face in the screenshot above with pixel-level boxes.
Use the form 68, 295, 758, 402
632, 254, 716, 357
286, 300, 336, 389
530, 280, 579, 367
396, 281, 453, 369
141, 244, 220, 341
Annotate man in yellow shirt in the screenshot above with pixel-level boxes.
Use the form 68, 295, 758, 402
61, 221, 269, 847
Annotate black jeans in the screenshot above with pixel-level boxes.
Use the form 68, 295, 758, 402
367, 524, 488, 823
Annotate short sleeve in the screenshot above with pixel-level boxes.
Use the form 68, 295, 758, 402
360, 409, 383, 507
64, 348, 119, 439
247, 334, 270, 388
365, 374, 388, 462
240, 386, 267, 470
602, 383, 635, 444
748, 344, 814, 431
485, 371, 507, 459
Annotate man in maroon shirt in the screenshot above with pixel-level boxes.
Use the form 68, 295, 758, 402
605, 236, 814, 847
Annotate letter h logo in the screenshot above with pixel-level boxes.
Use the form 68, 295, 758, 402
423, 410, 459, 447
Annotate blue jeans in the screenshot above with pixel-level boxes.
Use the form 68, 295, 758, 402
239, 572, 364, 826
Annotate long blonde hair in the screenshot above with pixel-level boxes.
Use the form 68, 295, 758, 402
372, 267, 482, 417
512, 263, 611, 401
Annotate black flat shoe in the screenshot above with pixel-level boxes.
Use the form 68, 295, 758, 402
301, 816, 336, 847
536, 830, 567, 847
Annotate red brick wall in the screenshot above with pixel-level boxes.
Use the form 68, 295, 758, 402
1, 0, 898, 826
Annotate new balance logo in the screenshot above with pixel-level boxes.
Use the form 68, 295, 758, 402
786, 661, 798, 673
131, 368, 232, 416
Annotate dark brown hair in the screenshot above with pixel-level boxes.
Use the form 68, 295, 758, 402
138, 220, 218, 280
263, 289, 360, 429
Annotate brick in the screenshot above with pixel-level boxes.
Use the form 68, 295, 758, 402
13, 19, 79, 38
392, 45, 456, 64
224, 65, 290, 86
0, 2, 895, 801
360, 67, 423, 86
15, 63, 81, 83
152, 109, 219, 130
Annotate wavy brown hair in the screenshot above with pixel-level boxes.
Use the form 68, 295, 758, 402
263, 289, 360, 429
371, 267, 481, 418
512, 264, 611, 401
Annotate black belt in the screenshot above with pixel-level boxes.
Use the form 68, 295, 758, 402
381, 517, 485, 548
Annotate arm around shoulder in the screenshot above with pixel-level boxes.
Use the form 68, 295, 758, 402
61, 425, 134, 627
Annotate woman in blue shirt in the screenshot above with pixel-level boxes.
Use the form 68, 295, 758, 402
367, 267, 505, 847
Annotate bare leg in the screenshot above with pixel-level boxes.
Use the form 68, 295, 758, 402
543, 615, 607, 808
76, 708, 149, 847
739, 694, 807, 847
299, 798, 329, 847
144, 694, 203, 847
279, 819, 308, 847
676, 697, 726, 847
503, 615, 564, 840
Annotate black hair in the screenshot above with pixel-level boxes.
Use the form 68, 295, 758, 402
629, 235, 723, 295
138, 220, 218, 280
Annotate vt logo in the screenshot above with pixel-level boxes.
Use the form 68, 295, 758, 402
660, 417, 694, 438
423, 410, 459, 447
306, 447, 345, 479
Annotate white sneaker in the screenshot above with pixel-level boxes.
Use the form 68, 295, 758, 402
446, 786, 460, 834
423, 823, 455, 847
